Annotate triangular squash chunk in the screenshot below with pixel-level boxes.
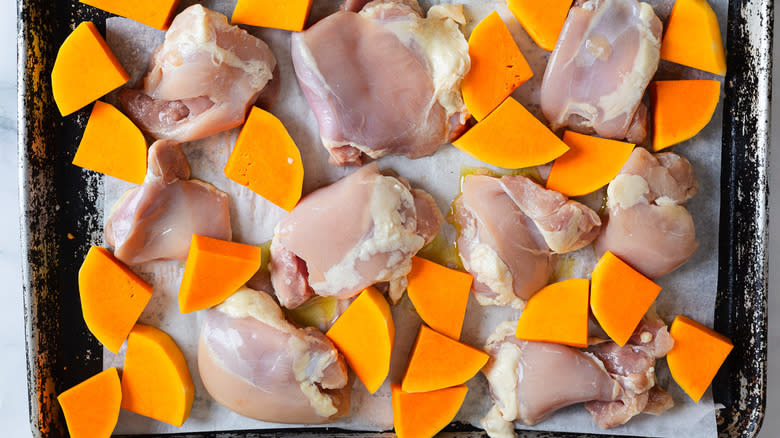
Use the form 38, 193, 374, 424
178, 235, 263, 313
78, 246, 152, 353
391, 383, 468, 438
407, 257, 473, 340
660, 0, 726, 76
57, 368, 121, 438
453, 97, 569, 169
546, 131, 634, 197
224, 107, 304, 212
232, 0, 314, 32
121, 324, 195, 427
80, 0, 181, 30
591, 251, 661, 347
506, 0, 572, 51
326, 287, 395, 393
650, 80, 721, 151
667, 315, 733, 402
462, 11, 533, 121
72, 101, 147, 185
515, 278, 590, 347
52, 22, 129, 116
401, 325, 488, 393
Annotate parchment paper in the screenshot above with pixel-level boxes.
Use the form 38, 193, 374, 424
102, 0, 727, 436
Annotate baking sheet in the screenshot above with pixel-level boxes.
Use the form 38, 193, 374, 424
99, 0, 727, 436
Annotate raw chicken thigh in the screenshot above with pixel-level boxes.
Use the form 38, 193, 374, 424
120, 5, 277, 142
105, 140, 231, 266
198, 288, 351, 424
595, 147, 699, 278
481, 322, 621, 434
452, 174, 601, 309
585, 311, 675, 428
270, 163, 443, 308
541, 0, 662, 143
481, 315, 674, 436
291, 0, 470, 165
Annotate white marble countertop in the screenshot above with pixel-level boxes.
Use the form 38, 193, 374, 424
2, 1, 777, 437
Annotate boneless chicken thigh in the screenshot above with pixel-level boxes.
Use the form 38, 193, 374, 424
105, 140, 231, 266
452, 174, 601, 309
595, 147, 699, 278
198, 288, 351, 424
120, 5, 277, 142
541, 0, 662, 143
291, 0, 470, 165
270, 163, 443, 308
481, 322, 622, 434
481, 315, 674, 436
585, 311, 675, 428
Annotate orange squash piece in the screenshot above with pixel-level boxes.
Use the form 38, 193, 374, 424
179, 235, 263, 313
78, 246, 153, 353
121, 324, 195, 427
80, 0, 181, 30
453, 97, 569, 169
52, 22, 129, 116
401, 324, 489, 393
326, 287, 395, 394
72, 101, 147, 185
462, 11, 533, 121
406, 257, 473, 340
225, 107, 304, 212
667, 315, 733, 402
650, 80, 721, 151
546, 131, 634, 197
232, 0, 314, 32
660, 0, 726, 76
507, 0, 572, 51
57, 368, 121, 438
515, 278, 589, 348
391, 383, 468, 438
591, 251, 662, 347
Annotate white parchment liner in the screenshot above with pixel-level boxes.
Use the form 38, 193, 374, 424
100, 0, 727, 436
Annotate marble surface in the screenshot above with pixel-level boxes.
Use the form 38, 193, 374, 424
1, 2, 777, 437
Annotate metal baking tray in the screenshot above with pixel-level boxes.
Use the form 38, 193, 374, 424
17, 0, 772, 436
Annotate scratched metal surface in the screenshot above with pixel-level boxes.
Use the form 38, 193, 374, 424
17, 0, 770, 437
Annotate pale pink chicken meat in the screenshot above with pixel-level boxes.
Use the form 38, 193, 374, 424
452, 174, 600, 309
585, 311, 675, 428
105, 140, 231, 266
481, 322, 622, 434
270, 163, 443, 308
595, 147, 699, 278
291, 0, 470, 165
119, 5, 277, 142
541, 0, 662, 143
198, 288, 351, 424
481, 315, 675, 436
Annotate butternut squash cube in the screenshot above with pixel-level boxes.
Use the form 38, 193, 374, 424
80, 0, 181, 30
121, 324, 195, 427
78, 246, 152, 353
667, 315, 733, 402
57, 368, 121, 438
326, 287, 395, 393
72, 101, 147, 185
224, 107, 304, 212
232, 0, 314, 32
660, 0, 726, 76
462, 11, 533, 121
391, 383, 468, 438
52, 22, 129, 116
453, 97, 569, 169
178, 235, 263, 313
